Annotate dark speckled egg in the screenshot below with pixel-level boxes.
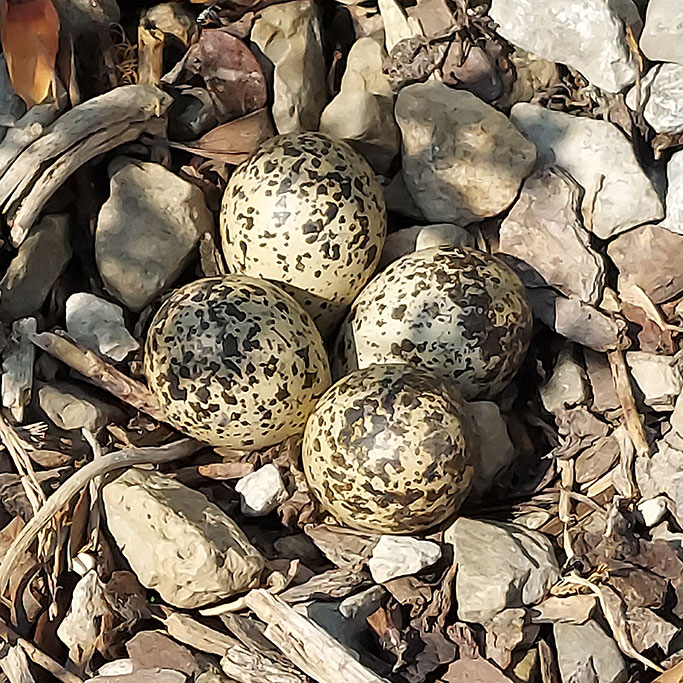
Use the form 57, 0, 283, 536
220, 132, 386, 335
144, 276, 331, 449
333, 246, 532, 400
302, 364, 476, 534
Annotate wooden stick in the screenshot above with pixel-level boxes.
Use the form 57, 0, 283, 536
0, 439, 201, 600
0, 617, 84, 683
244, 589, 390, 683
29, 331, 166, 422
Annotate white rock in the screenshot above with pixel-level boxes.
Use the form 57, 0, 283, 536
626, 351, 683, 412
445, 518, 560, 624
378, 0, 423, 53
95, 160, 214, 312
540, 345, 590, 415
252, 0, 327, 134
66, 292, 139, 362
234, 464, 288, 516
511, 103, 663, 239
467, 401, 515, 500
319, 37, 399, 173
57, 571, 112, 668
396, 82, 536, 224
554, 620, 628, 683
379, 223, 475, 268
661, 150, 683, 236
103, 469, 264, 608
499, 168, 605, 304
490, 0, 638, 93
640, 0, 683, 66
368, 536, 441, 584
1, 317, 36, 422
636, 496, 668, 527
626, 64, 683, 134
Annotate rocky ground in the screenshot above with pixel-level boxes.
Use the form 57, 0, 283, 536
0, 0, 683, 682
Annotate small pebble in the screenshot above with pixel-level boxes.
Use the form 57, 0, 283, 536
368, 535, 441, 584
235, 463, 289, 516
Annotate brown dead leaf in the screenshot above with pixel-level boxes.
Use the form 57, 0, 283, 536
1, 0, 61, 107
196, 109, 274, 157
367, 605, 408, 668
655, 660, 683, 683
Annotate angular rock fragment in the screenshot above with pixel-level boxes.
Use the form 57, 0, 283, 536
499, 169, 605, 304
320, 37, 399, 173
511, 103, 664, 239
640, 0, 683, 66
1, 317, 36, 422
626, 64, 683, 134
396, 81, 536, 224
445, 518, 560, 623
554, 620, 628, 683
607, 223, 683, 304
583, 350, 620, 414
103, 469, 264, 608
0, 215, 71, 321
235, 464, 288, 517
661, 150, 683, 236
368, 536, 441, 584
66, 292, 139, 362
490, 0, 639, 93
626, 351, 683, 412
251, 0, 327, 134
95, 159, 213, 312
540, 345, 590, 415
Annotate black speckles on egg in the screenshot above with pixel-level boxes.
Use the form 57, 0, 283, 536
220, 132, 387, 336
302, 364, 476, 534
144, 276, 331, 449
333, 246, 533, 400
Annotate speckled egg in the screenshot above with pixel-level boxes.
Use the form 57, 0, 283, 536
220, 132, 387, 335
333, 246, 532, 400
302, 364, 476, 534
144, 276, 331, 449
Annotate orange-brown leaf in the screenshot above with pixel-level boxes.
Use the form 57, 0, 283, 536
1, 0, 60, 107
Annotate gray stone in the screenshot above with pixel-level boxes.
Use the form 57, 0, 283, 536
661, 150, 683, 236
499, 168, 605, 304
540, 345, 590, 415
368, 536, 441, 583
396, 82, 536, 224
66, 293, 139, 362
626, 351, 683, 412
626, 64, 683, 134
96, 160, 213, 312
234, 464, 288, 517
510, 104, 663, 239
583, 349, 620, 414
379, 223, 475, 269
1, 317, 36, 422
0, 56, 25, 140
554, 620, 628, 683
445, 518, 560, 624
607, 223, 683, 304
38, 382, 124, 434
319, 37, 399, 173
339, 586, 385, 619
382, 173, 424, 220
640, 0, 683, 66
0, 215, 71, 321
53, 0, 120, 36
103, 469, 264, 608
490, 0, 638, 93
251, 0, 327, 134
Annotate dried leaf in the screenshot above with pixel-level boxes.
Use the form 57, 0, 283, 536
0, 0, 60, 107
655, 660, 683, 683
196, 109, 274, 156
440, 657, 514, 682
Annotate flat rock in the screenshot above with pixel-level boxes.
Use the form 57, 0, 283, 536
95, 159, 213, 312
66, 292, 139, 362
382, 173, 424, 220
626, 64, 683, 134
607, 223, 683, 304
510, 103, 663, 239
540, 345, 590, 415
640, 0, 683, 66
379, 223, 475, 269
234, 463, 288, 516
368, 536, 441, 584
490, 0, 638, 93
445, 518, 560, 624
319, 37, 399, 173
499, 168, 605, 304
661, 150, 683, 236
396, 82, 536, 224
251, 0, 327, 134
583, 349, 620, 414
38, 382, 124, 434
0, 215, 71, 321
103, 469, 264, 608
126, 632, 197, 676
626, 351, 683, 412
554, 620, 628, 683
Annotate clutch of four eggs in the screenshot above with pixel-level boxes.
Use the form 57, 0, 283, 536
144, 132, 532, 533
